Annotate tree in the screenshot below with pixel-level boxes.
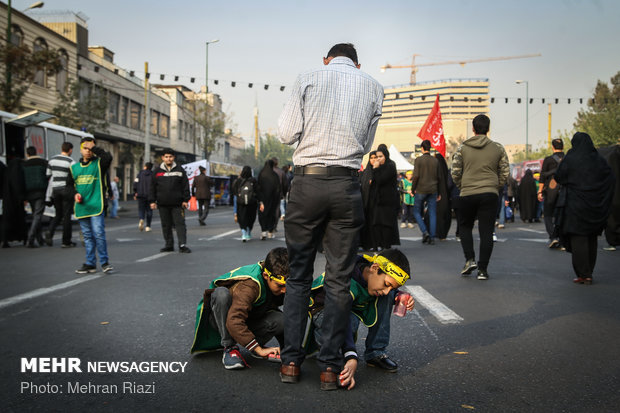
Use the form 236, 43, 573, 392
0, 41, 63, 112
194, 103, 226, 161
234, 133, 294, 173
52, 78, 109, 134
573, 71, 620, 147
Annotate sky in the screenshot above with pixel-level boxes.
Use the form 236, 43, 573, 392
21, 0, 620, 149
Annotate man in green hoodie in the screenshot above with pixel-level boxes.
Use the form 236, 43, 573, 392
451, 114, 509, 280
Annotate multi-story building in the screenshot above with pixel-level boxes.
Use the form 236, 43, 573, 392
375, 78, 490, 161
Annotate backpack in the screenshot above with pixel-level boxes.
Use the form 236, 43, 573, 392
237, 179, 256, 206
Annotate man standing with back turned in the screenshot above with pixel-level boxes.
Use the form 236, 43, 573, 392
277, 43, 384, 390
451, 114, 509, 280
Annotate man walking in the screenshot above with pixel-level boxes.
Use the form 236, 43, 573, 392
411, 140, 440, 245
133, 162, 153, 232
45, 142, 76, 247
109, 176, 120, 219
69, 137, 114, 274
277, 43, 384, 389
538, 138, 565, 248
451, 114, 509, 280
192, 166, 213, 226
23, 146, 48, 248
149, 149, 191, 253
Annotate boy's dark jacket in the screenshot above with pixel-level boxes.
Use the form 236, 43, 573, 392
191, 263, 283, 354
149, 162, 190, 206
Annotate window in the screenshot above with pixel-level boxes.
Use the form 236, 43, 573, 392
27, 126, 46, 158
108, 92, 120, 124
79, 79, 91, 103
178, 120, 183, 140
47, 130, 64, 156
151, 110, 159, 135
66, 134, 81, 162
56, 50, 69, 93
160, 114, 169, 138
33, 38, 48, 87
120, 97, 129, 126
10, 25, 23, 46
130, 101, 142, 130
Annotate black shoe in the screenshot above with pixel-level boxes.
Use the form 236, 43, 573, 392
199, 221, 206, 226
179, 245, 192, 253
367, 355, 398, 372
27, 242, 38, 248
75, 264, 97, 274
428, 238, 435, 245
61, 242, 77, 248
160, 246, 174, 252
461, 259, 477, 275
45, 233, 53, 246
102, 263, 114, 273
422, 232, 430, 244
477, 268, 489, 280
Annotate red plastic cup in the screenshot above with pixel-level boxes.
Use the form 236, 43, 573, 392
392, 291, 410, 317
76, 194, 82, 203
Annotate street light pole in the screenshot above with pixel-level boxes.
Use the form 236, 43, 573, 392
205, 39, 219, 94
516, 80, 529, 158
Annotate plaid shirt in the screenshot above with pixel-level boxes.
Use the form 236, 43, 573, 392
278, 57, 384, 169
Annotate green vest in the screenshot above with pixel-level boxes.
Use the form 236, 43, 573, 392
400, 178, 414, 205
71, 159, 104, 219
191, 263, 267, 354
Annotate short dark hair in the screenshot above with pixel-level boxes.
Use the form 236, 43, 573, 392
145, 162, 153, 169
472, 114, 490, 135
61, 142, 73, 153
421, 140, 431, 152
26, 146, 37, 156
198, 166, 206, 172
263, 247, 289, 280
377, 248, 410, 279
551, 138, 564, 150
80, 136, 96, 144
162, 148, 175, 156
326, 43, 358, 65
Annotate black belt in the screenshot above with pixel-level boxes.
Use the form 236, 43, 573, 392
294, 166, 358, 177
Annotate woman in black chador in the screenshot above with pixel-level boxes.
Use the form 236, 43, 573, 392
232, 166, 258, 242
256, 160, 281, 240
430, 153, 452, 240
555, 132, 615, 284
518, 169, 537, 222
366, 145, 400, 250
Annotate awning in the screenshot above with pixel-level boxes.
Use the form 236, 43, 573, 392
6, 110, 55, 127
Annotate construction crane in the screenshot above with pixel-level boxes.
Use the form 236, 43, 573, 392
380, 53, 541, 85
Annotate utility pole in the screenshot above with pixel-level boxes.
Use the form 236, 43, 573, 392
144, 62, 150, 163
547, 103, 552, 150
254, 103, 259, 159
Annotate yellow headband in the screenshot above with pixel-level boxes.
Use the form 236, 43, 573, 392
363, 254, 410, 286
263, 267, 287, 286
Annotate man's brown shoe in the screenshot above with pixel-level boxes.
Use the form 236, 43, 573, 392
320, 367, 338, 391
280, 362, 300, 383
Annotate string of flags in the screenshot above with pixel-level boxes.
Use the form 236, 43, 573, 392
126, 70, 286, 92
386, 93, 619, 105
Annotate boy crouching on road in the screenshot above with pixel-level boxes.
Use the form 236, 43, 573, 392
191, 247, 288, 369
303, 248, 414, 390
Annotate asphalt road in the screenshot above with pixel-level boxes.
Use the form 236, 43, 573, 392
1, 202, 619, 412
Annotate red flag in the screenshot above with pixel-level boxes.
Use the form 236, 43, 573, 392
417, 94, 446, 156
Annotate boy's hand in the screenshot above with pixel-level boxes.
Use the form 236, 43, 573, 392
339, 359, 357, 390
253, 345, 280, 358
406, 295, 415, 311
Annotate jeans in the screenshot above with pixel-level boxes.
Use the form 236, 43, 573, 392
282, 174, 364, 372
78, 214, 109, 266
209, 287, 284, 348
26, 195, 46, 244
137, 198, 153, 227
413, 193, 437, 238
458, 193, 498, 271
348, 289, 396, 360
109, 199, 119, 218
401, 204, 414, 224
280, 198, 287, 216
498, 194, 506, 226
49, 189, 74, 244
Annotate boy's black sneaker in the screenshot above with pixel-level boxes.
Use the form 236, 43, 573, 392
102, 263, 114, 273
461, 259, 478, 275
76, 264, 97, 274
179, 245, 192, 253
160, 246, 174, 252
477, 268, 489, 280
367, 354, 398, 372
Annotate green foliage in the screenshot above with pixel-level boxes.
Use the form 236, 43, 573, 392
0, 42, 63, 112
194, 103, 226, 161
52, 78, 109, 134
234, 133, 294, 173
573, 71, 620, 147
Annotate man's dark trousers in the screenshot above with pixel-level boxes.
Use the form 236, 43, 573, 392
48, 188, 74, 245
459, 192, 498, 271
198, 199, 210, 223
159, 206, 186, 248
543, 188, 559, 239
282, 173, 364, 372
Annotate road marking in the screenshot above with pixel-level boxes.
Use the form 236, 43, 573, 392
117, 238, 142, 242
517, 238, 548, 243
0, 275, 101, 311
198, 229, 239, 241
411, 308, 439, 340
518, 228, 547, 234
136, 252, 173, 262
404, 285, 464, 325
400, 236, 423, 242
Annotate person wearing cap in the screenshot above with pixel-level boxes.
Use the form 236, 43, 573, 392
306, 248, 414, 390
191, 247, 289, 370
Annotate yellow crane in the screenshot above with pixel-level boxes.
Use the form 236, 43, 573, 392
380, 53, 542, 85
